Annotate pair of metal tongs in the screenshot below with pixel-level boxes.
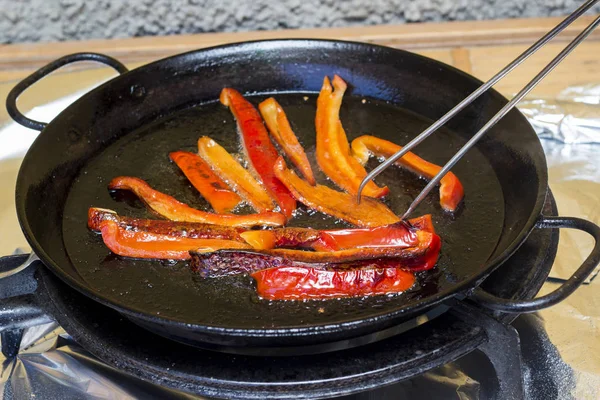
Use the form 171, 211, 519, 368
357, 0, 600, 219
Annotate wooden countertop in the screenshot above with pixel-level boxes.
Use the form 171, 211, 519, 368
1, 16, 600, 99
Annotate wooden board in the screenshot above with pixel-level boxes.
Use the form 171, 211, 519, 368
1, 15, 600, 99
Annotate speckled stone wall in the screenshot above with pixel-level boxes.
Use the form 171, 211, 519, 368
0, 0, 596, 44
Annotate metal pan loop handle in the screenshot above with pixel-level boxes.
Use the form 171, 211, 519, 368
473, 216, 600, 313
6, 53, 129, 131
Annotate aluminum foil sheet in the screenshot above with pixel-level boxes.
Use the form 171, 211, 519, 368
520, 84, 600, 283
0, 73, 599, 399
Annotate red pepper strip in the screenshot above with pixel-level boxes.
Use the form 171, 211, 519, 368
351, 135, 465, 212
267, 230, 434, 263
169, 151, 241, 214
220, 88, 297, 219
273, 156, 399, 227
321, 221, 418, 250
196, 136, 275, 213
88, 207, 245, 241
252, 266, 415, 300
99, 220, 251, 260
190, 229, 438, 277
406, 231, 441, 271
315, 76, 389, 198
240, 216, 432, 251
108, 176, 286, 228
258, 97, 316, 185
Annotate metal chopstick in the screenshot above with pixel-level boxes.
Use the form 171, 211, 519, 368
356, 0, 600, 212
400, 14, 600, 219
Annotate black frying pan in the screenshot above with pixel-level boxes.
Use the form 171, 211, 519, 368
4, 40, 600, 351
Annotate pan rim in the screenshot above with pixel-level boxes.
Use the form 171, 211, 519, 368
15, 38, 547, 338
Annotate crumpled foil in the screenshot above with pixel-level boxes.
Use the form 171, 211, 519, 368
0, 74, 599, 399
0, 323, 198, 399
519, 84, 600, 144
519, 84, 600, 283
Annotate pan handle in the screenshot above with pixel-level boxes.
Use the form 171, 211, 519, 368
472, 216, 600, 313
6, 53, 129, 131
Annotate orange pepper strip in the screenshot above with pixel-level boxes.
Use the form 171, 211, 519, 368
252, 266, 415, 300
351, 135, 464, 212
273, 156, 399, 227
258, 97, 316, 185
315, 76, 389, 198
108, 176, 285, 228
196, 136, 276, 214
220, 89, 296, 219
99, 220, 250, 260
408, 214, 435, 233
170, 151, 241, 214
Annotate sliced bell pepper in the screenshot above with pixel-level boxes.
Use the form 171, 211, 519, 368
169, 151, 241, 214
351, 135, 464, 212
252, 266, 415, 300
190, 229, 438, 277
98, 220, 250, 260
240, 228, 332, 251
405, 229, 442, 272
88, 207, 245, 241
196, 136, 276, 214
273, 156, 399, 227
315, 75, 389, 198
408, 214, 435, 233
240, 216, 433, 251
311, 219, 421, 250
220, 88, 297, 219
259, 230, 434, 262
108, 176, 286, 227
258, 97, 316, 185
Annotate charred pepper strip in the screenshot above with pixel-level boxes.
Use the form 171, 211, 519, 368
252, 266, 415, 300
258, 97, 316, 185
220, 88, 297, 219
316, 76, 389, 198
190, 229, 439, 277
409, 214, 435, 233
98, 220, 250, 260
240, 216, 431, 251
352, 135, 464, 212
240, 228, 333, 251
191, 249, 424, 278
108, 176, 285, 227
196, 136, 275, 213
88, 207, 245, 241
170, 151, 241, 214
273, 157, 399, 227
